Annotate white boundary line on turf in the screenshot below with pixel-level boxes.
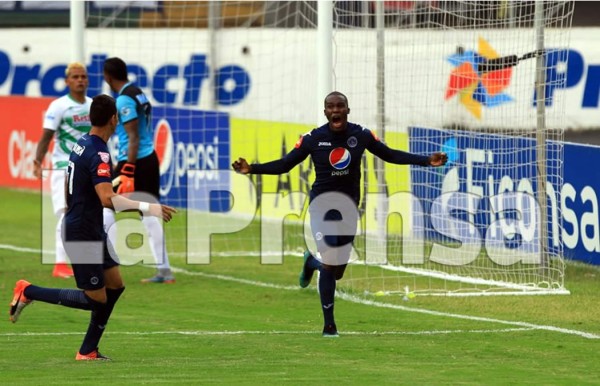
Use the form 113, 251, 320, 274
3, 244, 600, 340
0, 244, 50, 254
169, 267, 600, 340
0, 327, 537, 338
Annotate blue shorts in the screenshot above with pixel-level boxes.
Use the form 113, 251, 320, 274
310, 208, 357, 248
65, 235, 119, 290
309, 207, 358, 267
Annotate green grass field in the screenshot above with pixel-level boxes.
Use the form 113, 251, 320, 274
1, 187, 600, 385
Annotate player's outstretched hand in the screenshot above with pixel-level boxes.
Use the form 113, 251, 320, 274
232, 157, 251, 174
149, 203, 177, 223
428, 152, 448, 167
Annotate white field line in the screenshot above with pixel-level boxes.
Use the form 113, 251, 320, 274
0, 328, 536, 338
0, 244, 50, 254
2, 244, 600, 340
170, 267, 600, 340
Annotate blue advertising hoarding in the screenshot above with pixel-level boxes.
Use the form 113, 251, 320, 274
561, 143, 600, 264
410, 127, 600, 265
151, 106, 230, 211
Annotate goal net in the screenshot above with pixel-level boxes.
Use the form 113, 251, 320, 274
84, 1, 574, 296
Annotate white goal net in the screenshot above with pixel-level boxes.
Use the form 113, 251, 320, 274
84, 0, 574, 296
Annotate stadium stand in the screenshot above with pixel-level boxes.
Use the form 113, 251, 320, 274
139, 1, 265, 28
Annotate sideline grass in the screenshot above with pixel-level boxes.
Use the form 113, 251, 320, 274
1, 188, 600, 385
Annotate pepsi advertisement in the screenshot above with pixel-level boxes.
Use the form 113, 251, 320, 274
151, 106, 230, 210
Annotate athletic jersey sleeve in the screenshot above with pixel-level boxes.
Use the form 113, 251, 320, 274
250, 134, 311, 174
42, 99, 62, 131
364, 128, 430, 166
90, 152, 113, 186
116, 95, 139, 124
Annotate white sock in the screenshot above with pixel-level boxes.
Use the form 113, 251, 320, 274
142, 216, 171, 270
55, 212, 69, 265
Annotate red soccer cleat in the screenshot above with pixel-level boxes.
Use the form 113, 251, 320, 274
76, 349, 111, 361
9, 279, 32, 323
52, 263, 74, 278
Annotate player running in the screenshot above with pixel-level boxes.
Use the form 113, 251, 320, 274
33, 62, 91, 279
9, 95, 176, 360
232, 91, 447, 337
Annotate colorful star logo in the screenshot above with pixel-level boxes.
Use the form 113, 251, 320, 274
445, 37, 514, 119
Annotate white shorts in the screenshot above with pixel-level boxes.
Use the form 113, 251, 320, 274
51, 169, 67, 215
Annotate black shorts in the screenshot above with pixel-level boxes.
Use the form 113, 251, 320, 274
116, 151, 160, 199
309, 207, 358, 267
67, 235, 120, 290
309, 208, 357, 248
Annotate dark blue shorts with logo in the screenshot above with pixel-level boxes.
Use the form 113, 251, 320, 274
65, 234, 120, 290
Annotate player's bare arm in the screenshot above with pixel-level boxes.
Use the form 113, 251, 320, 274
123, 119, 140, 163
428, 152, 448, 167
94, 182, 176, 222
33, 129, 56, 178
232, 157, 252, 174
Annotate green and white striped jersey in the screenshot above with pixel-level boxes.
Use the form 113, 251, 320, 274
43, 94, 93, 169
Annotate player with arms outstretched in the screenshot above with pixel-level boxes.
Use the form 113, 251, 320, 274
33, 62, 92, 279
233, 91, 447, 337
102, 57, 175, 283
9, 95, 176, 360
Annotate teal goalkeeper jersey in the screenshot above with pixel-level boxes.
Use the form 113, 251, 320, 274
115, 82, 154, 162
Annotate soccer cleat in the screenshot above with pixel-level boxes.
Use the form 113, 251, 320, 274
9, 279, 32, 323
322, 324, 339, 338
141, 274, 176, 284
299, 251, 316, 288
52, 263, 74, 278
76, 349, 111, 361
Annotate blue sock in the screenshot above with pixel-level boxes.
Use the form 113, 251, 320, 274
307, 253, 322, 271
24, 285, 92, 310
78, 298, 107, 355
318, 268, 336, 326
79, 287, 125, 355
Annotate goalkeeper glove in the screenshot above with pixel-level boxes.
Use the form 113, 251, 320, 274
115, 162, 135, 194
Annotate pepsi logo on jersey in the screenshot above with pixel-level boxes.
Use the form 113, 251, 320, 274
329, 147, 351, 172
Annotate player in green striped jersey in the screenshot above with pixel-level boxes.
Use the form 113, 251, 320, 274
33, 62, 92, 279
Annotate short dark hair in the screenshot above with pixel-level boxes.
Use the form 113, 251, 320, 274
103, 57, 129, 81
90, 94, 116, 126
324, 91, 349, 107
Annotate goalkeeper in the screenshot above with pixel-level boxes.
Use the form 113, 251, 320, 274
232, 91, 447, 337
102, 57, 175, 283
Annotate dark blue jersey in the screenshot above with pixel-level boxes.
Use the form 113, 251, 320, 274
64, 134, 113, 240
251, 122, 430, 204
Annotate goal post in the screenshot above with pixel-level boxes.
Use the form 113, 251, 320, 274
78, 1, 574, 296
334, 0, 573, 296
534, 0, 549, 273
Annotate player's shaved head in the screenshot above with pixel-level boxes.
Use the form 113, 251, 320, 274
324, 91, 349, 107
90, 94, 117, 127
103, 57, 129, 82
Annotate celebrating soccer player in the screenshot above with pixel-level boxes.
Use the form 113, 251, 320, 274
232, 91, 447, 337
9, 95, 177, 360
33, 62, 91, 279
102, 57, 176, 283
